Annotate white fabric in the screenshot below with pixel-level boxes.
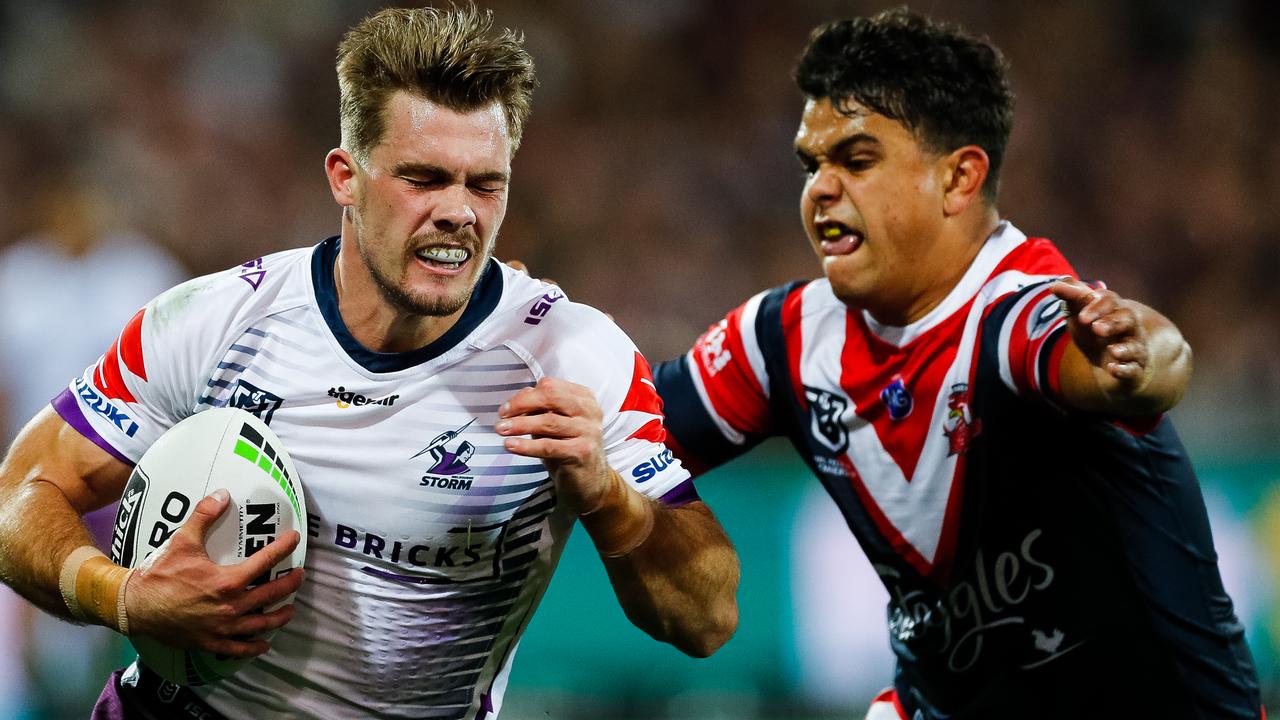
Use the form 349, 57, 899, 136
63, 246, 689, 719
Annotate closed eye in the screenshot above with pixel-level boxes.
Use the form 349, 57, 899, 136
402, 176, 446, 190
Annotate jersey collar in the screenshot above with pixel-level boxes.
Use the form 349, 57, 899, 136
310, 235, 503, 373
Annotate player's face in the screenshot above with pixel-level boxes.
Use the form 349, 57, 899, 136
795, 97, 951, 325
348, 92, 511, 317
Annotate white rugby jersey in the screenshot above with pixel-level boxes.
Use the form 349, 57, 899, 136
54, 236, 693, 720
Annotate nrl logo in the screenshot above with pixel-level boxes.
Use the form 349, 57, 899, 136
804, 386, 849, 455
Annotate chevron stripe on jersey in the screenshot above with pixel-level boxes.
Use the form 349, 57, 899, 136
53, 237, 694, 720
665, 222, 1074, 577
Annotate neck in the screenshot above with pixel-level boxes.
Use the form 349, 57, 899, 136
870, 208, 1001, 326
333, 229, 468, 354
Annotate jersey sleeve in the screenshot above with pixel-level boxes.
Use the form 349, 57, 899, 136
653, 289, 780, 476
523, 301, 698, 507
992, 280, 1075, 403
50, 272, 245, 465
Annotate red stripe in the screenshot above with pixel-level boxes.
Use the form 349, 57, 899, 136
723, 304, 766, 399
118, 308, 148, 381
95, 337, 137, 403
782, 286, 806, 408
1005, 290, 1041, 393
838, 454, 934, 577
620, 352, 663, 416
691, 310, 771, 436
621, 353, 669, 444
1044, 330, 1070, 400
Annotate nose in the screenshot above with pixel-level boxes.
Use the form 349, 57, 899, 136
432, 184, 477, 233
805, 165, 841, 208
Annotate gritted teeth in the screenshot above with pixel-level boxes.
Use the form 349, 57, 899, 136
417, 246, 471, 263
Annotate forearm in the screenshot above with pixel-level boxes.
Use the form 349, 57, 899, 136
580, 474, 739, 657
0, 409, 131, 627
0, 472, 106, 617
1060, 303, 1192, 416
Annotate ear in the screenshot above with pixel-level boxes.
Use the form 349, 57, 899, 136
941, 145, 990, 216
325, 148, 358, 207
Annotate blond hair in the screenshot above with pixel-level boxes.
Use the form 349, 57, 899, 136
336, 5, 536, 161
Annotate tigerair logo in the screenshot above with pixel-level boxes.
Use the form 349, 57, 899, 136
414, 419, 476, 491
328, 386, 400, 409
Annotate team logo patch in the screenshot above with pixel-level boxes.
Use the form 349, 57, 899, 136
237, 257, 266, 290
880, 376, 913, 421
1028, 294, 1066, 340
414, 419, 476, 490
229, 379, 284, 424
804, 386, 849, 455
943, 383, 982, 456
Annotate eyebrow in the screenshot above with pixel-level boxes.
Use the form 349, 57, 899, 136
390, 162, 509, 184
795, 133, 882, 162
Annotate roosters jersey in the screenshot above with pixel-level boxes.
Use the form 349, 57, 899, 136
54, 236, 693, 720
656, 222, 1261, 718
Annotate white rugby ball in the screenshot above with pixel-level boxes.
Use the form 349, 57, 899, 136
110, 407, 307, 686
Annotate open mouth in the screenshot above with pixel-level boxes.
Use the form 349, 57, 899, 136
415, 245, 472, 271
815, 219, 863, 256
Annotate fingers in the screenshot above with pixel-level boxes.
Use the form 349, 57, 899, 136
228, 530, 301, 586
1052, 281, 1137, 338
499, 378, 600, 422
204, 634, 273, 660
179, 489, 231, 545
236, 567, 305, 613
223, 602, 297, 640
1101, 340, 1150, 380
1053, 281, 1154, 384
503, 435, 599, 462
1050, 279, 1096, 315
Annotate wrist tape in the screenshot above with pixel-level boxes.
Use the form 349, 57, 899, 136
58, 545, 133, 635
580, 469, 656, 558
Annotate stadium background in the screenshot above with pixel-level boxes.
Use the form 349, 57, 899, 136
0, 0, 1277, 717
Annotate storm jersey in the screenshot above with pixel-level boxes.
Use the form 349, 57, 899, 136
656, 222, 1261, 718
55, 236, 693, 720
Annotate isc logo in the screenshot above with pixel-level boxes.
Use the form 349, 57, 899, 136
523, 290, 564, 325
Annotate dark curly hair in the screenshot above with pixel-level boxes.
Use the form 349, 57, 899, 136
795, 8, 1014, 202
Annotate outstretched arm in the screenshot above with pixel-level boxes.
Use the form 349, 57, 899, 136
1050, 279, 1193, 416
0, 407, 303, 657
499, 378, 740, 657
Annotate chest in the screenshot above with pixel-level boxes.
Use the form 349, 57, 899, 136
200, 336, 557, 583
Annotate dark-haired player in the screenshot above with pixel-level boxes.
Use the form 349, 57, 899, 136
654, 9, 1262, 719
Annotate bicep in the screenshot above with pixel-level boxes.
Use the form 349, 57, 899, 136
3, 406, 133, 513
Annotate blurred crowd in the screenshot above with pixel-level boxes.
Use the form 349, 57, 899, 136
0, 0, 1277, 716
1, 0, 1277, 448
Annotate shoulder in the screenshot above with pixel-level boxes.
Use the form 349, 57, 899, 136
480, 263, 640, 387
140, 245, 313, 361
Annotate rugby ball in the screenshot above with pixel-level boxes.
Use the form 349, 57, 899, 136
110, 407, 307, 686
